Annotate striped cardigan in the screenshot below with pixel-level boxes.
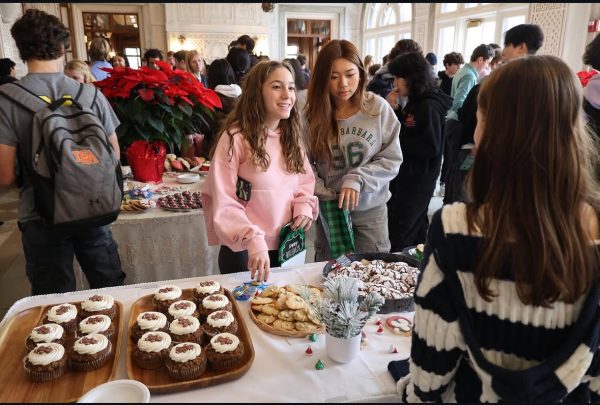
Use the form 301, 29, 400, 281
388, 203, 600, 402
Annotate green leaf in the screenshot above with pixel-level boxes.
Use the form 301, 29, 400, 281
178, 103, 192, 117
147, 117, 165, 134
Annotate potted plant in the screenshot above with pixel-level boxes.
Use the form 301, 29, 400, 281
299, 277, 384, 363
94, 60, 221, 182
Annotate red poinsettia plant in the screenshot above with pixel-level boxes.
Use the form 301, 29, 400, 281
577, 69, 599, 88
94, 60, 222, 151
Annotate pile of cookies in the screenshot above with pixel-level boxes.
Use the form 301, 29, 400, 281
120, 199, 153, 212
250, 285, 323, 336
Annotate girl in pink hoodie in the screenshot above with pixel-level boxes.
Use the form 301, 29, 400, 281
202, 60, 318, 282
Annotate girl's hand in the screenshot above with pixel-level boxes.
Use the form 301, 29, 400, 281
386, 88, 400, 110
291, 215, 313, 231
248, 251, 270, 282
339, 187, 360, 211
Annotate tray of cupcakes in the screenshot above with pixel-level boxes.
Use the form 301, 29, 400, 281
126, 281, 255, 394
0, 294, 123, 403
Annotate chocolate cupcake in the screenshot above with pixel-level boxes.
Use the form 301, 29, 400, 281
131, 311, 169, 343
152, 285, 183, 313
167, 300, 199, 322
23, 343, 68, 382
202, 310, 238, 340
192, 280, 224, 305
70, 333, 112, 371
169, 315, 204, 345
133, 331, 172, 370
43, 303, 78, 333
25, 323, 65, 351
205, 333, 245, 371
165, 342, 207, 381
80, 294, 117, 320
199, 294, 232, 320
77, 315, 115, 340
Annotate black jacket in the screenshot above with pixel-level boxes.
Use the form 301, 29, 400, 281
437, 70, 453, 96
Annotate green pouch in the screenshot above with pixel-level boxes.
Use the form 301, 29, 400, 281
278, 223, 306, 265
318, 200, 355, 258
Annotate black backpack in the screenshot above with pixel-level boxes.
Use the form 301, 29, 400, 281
0, 82, 123, 230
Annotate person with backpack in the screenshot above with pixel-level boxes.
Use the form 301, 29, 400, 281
0, 9, 125, 295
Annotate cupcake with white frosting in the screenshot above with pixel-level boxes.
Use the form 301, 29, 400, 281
205, 332, 245, 371
165, 342, 207, 381
43, 303, 78, 333
168, 315, 204, 345
70, 333, 112, 371
152, 285, 183, 313
23, 342, 68, 382
131, 311, 169, 343
77, 315, 115, 340
80, 294, 117, 320
167, 300, 200, 322
199, 294, 232, 320
133, 331, 172, 369
192, 280, 224, 305
25, 323, 65, 351
202, 310, 238, 339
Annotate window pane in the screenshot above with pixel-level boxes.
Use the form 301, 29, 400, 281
365, 38, 376, 59
502, 15, 526, 35
399, 3, 412, 22
125, 47, 140, 69
441, 3, 457, 13
399, 32, 411, 40
464, 21, 495, 60
437, 26, 456, 61
465, 3, 479, 8
482, 21, 496, 45
379, 35, 395, 60
367, 4, 378, 29
94, 14, 109, 30
380, 6, 396, 26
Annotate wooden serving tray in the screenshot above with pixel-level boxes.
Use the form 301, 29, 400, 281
0, 300, 124, 403
126, 288, 254, 394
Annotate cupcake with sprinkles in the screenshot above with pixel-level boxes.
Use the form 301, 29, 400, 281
202, 310, 238, 340
70, 333, 113, 371
152, 285, 183, 313
193, 280, 224, 305
23, 342, 68, 382
131, 311, 169, 343
133, 331, 172, 369
77, 315, 115, 340
43, 303, 78, 333
25, 323, 65, 352
199, 294, 232, 320
205, 332, 245, 371
165, 342, 207, 381
167, 300, 199, 322
168, 315, 204, 345
80, 294, 117, 320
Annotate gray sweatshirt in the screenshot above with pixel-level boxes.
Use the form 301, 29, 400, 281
311, 92, 403, 211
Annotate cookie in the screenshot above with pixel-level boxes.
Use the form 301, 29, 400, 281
292, 309, 309, 322
260, 286, 284, 298
261, 304, 280, 316
285, 294, 306, 310
272, 319, 295, 331
307, 308, 322, 326
251, 304, 263, 312
251, 297, 273, 305
295, 321, 321, 333
256, 313, 277, 324
277, 310, 295, 322
284, 285, 299, 295
274, 292, 289, 310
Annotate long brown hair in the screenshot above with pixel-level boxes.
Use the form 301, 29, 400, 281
210, 60, 305, 174
467, 55, 600, 306
306, 40, 368, 165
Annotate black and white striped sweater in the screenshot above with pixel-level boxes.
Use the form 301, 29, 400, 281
388, 203, 600, 402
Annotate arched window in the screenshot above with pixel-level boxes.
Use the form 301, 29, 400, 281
379, 5, 396, 26
363, 3, 412, 64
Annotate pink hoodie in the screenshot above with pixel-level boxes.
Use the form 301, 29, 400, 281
202, 127, 318, 255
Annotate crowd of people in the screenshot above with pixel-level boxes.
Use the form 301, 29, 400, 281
3, 9, 600, 401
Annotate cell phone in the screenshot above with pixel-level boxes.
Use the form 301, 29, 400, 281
236, 176, 252, 201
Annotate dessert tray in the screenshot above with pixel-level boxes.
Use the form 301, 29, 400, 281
248, 284, 325, 338
126, 288, 254, 394
0, 301, 124, 403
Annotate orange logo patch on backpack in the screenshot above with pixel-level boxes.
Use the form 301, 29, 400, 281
72, 149, 99, 165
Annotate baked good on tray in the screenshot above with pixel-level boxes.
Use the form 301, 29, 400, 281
205, 332, 245, 371
167, 300, 199, 322
77, 315, 115, 340
192, 280, 224, 305
25, 323, 65, 351
133, 331, 172, 370
23, 342, 68, 382
202, 310, 238, 339
152, 285, 183, 313
43, 303, 78, 333
199, 294, 232, 320
70, 333, 112, 371
168, 315, 205, 345
131, 311, 169, 343
165, 342, 207, 381
79, 294, 117, 320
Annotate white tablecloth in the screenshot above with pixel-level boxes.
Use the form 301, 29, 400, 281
2, 262, 408, 402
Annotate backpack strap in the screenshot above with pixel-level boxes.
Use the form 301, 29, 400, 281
0, 82, 49, 114
74, 83, 99, 110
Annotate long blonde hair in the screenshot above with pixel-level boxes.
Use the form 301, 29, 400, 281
467, 55, 600, 306
305, 40, 368, 166
211, 60, 305, 174
65, 59, 95, 83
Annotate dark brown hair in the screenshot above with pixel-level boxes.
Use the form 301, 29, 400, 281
11, 9, 70, 62
468, 55, 600, 306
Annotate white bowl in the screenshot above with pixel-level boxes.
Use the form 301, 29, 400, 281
176, 173, 200, 184
78, 379, 150, 403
